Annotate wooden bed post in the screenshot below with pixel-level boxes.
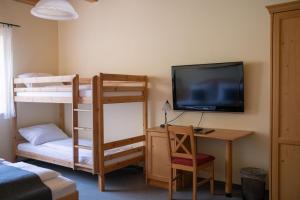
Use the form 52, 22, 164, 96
143, 76, 148, 183
72, 75, 80, 170
98, 73, 105, 191
143, 76, 148, 130
92, 76, 99, 174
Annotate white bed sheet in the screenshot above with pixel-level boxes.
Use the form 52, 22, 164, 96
18, 138, 144, 167
16, 85, 92, 98
5, 161, 60, 182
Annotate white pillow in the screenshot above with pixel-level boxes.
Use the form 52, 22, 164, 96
19, 123, 68, 145
17, 73, 63, 88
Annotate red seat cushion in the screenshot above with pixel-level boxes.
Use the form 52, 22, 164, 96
171, 153, 215, 166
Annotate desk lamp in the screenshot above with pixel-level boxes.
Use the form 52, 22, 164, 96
160, 100, 172, 128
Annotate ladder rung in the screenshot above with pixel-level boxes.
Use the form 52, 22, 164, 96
74, 127, 92, 131
74, 163, 93, 169
73, 109, 92, 112
74, 145, 92, 150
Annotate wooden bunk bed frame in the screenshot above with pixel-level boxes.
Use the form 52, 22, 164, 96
13, 73, 148, 191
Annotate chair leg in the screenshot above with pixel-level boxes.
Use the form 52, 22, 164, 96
192, 170, 197, 200
180, 170, 185, 189
168, 168, 173, 200
210, 162, 215, 195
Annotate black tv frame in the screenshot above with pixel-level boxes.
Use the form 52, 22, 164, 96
172, 62, 244, 112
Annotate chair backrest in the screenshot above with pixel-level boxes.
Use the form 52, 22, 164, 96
167, 125, 196, 165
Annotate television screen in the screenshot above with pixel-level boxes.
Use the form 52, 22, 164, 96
172, 62, 244, 112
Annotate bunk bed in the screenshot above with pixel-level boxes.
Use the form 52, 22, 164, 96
13, 73, 148, 191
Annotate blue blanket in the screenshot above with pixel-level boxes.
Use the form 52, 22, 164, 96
0, 163, 52, 200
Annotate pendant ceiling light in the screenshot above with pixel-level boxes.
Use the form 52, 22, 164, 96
31, 0, 79, 21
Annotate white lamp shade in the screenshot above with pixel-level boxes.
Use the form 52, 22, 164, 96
31, 0, 78, 21
162, 100, 172, 112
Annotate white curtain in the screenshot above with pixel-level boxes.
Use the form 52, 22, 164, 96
0, 25, 15, 119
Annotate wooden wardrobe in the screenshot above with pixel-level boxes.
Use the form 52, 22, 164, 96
267, 1, 300, 200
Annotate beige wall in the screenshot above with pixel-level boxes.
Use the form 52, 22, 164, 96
0, 0, 59, 161
58, 0, 294, 184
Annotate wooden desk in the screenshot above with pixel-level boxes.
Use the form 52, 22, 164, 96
146, 127, 253, 197
194, 128, 253, 197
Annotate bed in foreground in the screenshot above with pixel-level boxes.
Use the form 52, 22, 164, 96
0, 159, 78, 200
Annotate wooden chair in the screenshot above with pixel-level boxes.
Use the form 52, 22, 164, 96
166, 125, 215, 200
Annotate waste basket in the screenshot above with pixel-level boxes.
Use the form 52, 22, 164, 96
240, 167, 267, 200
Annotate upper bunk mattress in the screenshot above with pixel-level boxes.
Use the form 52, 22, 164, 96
18, 138, 144, 167
16, 85, 92, 97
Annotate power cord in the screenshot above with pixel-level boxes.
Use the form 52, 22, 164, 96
166, 111, 204, 127
196, 112, 204, 127
167, 111, 185, 124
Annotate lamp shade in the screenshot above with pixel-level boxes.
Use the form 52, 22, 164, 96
162, 100, 172, 112
31, 0, 78, 21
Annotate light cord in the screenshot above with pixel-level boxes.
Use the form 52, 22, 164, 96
196, 112, 204, 127
167, 111, 185, 124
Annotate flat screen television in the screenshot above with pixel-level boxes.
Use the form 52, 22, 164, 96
172, 62, 244, 112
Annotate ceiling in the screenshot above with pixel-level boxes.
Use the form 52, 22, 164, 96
14, 0, 97, 6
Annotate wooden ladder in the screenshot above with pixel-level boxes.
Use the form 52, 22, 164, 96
72, 75, 99, 174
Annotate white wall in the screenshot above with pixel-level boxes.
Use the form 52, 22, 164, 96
0, 0, 59, 161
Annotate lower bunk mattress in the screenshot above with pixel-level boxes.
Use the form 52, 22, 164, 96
17, 138, 144, 167
1, 160, 76, 200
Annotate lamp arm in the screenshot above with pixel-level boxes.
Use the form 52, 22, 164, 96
164, 111, 167, 125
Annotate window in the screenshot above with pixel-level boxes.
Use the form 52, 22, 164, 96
0, 33, 5, 114
0, 25, 15, 119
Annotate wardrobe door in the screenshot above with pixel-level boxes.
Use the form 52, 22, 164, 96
272, 9, 300, 200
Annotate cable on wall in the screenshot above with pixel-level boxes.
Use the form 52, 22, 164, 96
167, 111, 185, 124
196, 112, 204, 127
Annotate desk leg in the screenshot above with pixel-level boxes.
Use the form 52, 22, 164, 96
225, 141, 232, 197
